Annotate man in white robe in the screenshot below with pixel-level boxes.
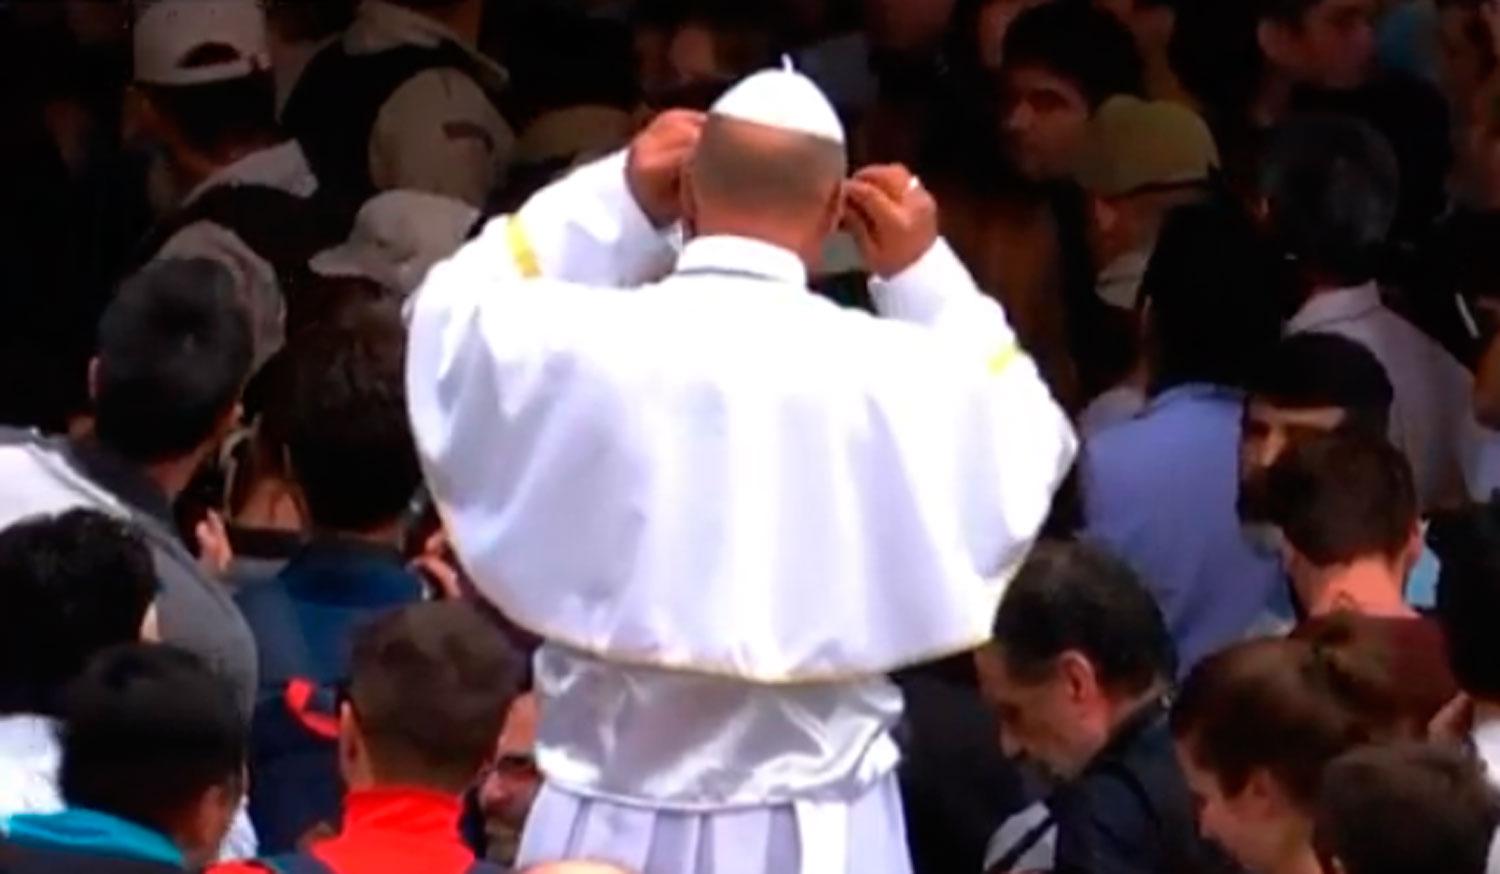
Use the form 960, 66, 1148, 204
405, 69, 1077, 874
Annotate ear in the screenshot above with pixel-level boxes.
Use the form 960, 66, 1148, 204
1092, 197, 1121, 234
1243, 767, 1286, 819
1055, 650, 1101, 706
338, 701, 372, 790
87, 357, 102, 405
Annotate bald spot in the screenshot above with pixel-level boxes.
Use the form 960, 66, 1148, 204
691, 114, 848, 219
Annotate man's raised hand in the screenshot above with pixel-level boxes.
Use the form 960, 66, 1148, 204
843, 164, 939, 279
627, 109, 707, 228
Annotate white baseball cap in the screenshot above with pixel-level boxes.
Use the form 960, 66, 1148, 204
310, 191, 482, 297
134, 0, 271, 87
710, 62, 846, 145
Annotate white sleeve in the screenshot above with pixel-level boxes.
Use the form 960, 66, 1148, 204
870, 239, 1078, 576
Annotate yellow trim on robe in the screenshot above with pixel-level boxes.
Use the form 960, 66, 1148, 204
506, 214, 542, 279
988, 342, 1022, 376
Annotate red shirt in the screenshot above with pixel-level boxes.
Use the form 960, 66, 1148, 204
215, 788, 476, 874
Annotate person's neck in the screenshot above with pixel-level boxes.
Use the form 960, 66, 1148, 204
1271, 843, 1322, 874
1254, 72, 1296, 129
690, 219, 818, 271
1304, 558, 1415, 620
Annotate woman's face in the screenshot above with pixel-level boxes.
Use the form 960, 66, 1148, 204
1176, 741, 1307, 874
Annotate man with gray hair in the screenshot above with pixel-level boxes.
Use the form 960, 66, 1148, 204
1266, 115, 1481, 510
406, 67, 1075, 874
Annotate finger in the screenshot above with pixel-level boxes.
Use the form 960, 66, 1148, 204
845, 178, 906, 229
853, 165, 914, 200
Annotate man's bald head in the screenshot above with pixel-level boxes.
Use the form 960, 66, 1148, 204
684, 114, 848, 261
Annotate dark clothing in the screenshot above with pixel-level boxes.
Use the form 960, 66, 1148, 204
225, 526, 304, 591
896, 657, 1030, 874
236, 540, 424, 853
1048, 698, 1229, 874
0, 808, 188, 874
1400, 207, 1500, 369
216, 789, 501, 874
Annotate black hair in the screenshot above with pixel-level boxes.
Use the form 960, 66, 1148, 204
1260, 115, 1401, 287
283, 301, 419, 532
350, 602, 524, 793
140, 71, 277, 159
1142, 199, 1287, 394
1263, 430, 1417, 566
1259, 0, 1337, 26
1001, 1, 1145, 108
1315, 742, 1500, 874
1247, 333, 1394, 437
94, 258, 252, 465
992, 541, 1177, 695
60, 644, 245, 836
0, 511, 156, 716
1433, 499, 1500, 700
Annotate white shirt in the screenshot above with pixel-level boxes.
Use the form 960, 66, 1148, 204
1288, 283, 1480, 509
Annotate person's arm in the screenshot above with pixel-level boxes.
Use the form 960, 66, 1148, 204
849, 166, 1078, 566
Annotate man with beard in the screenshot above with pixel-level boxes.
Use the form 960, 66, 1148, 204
974, 542, 1231, 874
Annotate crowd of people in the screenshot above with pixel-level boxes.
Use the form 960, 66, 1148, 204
4, 0, 1500, 872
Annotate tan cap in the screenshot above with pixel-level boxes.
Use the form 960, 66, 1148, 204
134, 0, 270, 87
310, 190, 481, 296
1074, 96, 1219, 198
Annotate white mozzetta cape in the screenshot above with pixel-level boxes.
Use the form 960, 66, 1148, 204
406, 151, 1076, 683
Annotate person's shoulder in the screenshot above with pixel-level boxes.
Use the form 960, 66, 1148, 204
1369, 70, 1448, 115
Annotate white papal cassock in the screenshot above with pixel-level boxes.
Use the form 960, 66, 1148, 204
405, 105, 1076, 874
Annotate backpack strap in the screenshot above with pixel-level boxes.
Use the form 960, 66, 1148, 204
252, 853, 336, 874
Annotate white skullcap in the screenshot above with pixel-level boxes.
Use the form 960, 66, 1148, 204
710, 64, 846, 145
310, 190, 481, 297
134, 0, 270, 87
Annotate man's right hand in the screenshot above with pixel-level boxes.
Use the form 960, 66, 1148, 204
843, 164, 940, 279
626, 110, 706, 228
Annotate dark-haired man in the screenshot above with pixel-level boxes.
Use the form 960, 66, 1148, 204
130, 0, 331, 366
975, 542, 1223, 874
0, 644, 247, 873
215, 602, 522, 874
0, 259, 257, 722
1265, 431, 1458, 731
0, 511, 157, 820
1263, 116, 1479, 511
234, 304, 426, 853
1315, 742, 1500, 874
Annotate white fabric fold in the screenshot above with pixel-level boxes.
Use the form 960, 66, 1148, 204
406, 149, 1077, 682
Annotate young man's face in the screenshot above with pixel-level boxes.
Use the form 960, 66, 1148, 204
1177, 744, 1286, 873
1238, 399, 1348, 519
1003, 66, 1092, 181
1263, 0, 1377, 91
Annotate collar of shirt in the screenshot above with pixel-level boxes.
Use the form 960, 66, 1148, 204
311, 787, 472, 871
1146, 382, 1242, 413
1286, 282, 1383, 335
3, 807, 186, 869
63, 438, 174, 530
347, 0, 508, 92
182, 140, 319, 207
673, 236, 810, 291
